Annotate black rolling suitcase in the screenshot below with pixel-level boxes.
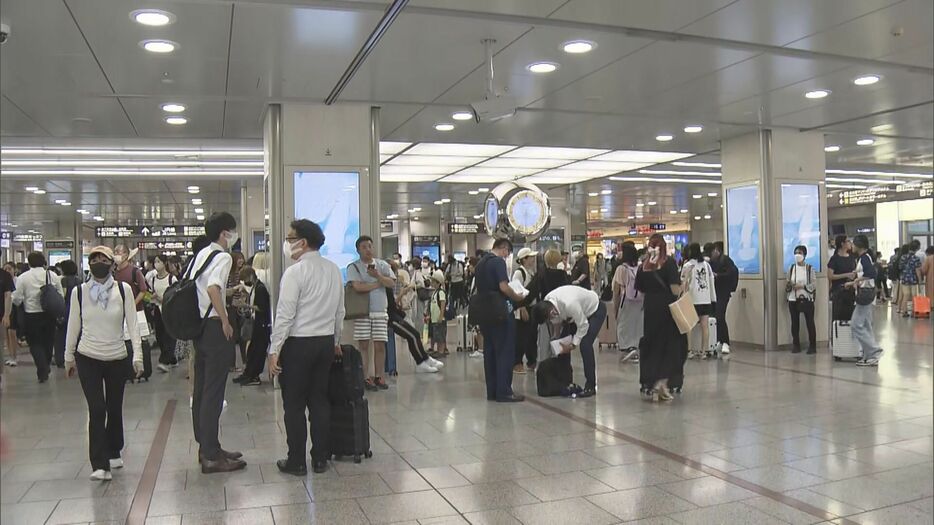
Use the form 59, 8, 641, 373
330, 398, 372, 463
328, 345, 371, 463
536, 354, 573, 397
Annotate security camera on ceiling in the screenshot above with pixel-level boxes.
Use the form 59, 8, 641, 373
0, 23, 9, 44
469, 38, 517, 123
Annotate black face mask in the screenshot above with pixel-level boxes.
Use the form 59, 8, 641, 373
89, 262, 112, 279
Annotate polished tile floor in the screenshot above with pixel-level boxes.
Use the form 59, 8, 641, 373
1, 306, 931, 525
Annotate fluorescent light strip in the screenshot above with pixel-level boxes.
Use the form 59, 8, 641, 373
592, 150, 693, 163
672, 161, 722, 168
501, 146, 610, 160
609, 176, 721, 185
639, 169, 722, 177
0, 148, 262, 157
826, 169, 932, 179
826, 184, 868, 189
560, 160, 653, 172
386, 155, 478, 167
1, 169, 264, 176
477, 157, 570, 169
826, 177, 905, 185
405, 143, 516, 157
1, 160, 264, 167
379, 141, 412, 155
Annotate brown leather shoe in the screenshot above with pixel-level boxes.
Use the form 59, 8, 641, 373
201, 456, 247, 474
198, 448, 243, 464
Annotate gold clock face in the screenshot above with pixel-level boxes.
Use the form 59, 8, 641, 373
506, 189, 549, 236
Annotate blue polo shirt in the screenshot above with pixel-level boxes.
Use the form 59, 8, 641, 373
475, 254, 512, 314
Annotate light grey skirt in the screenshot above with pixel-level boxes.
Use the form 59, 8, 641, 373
617, 300, 644, 350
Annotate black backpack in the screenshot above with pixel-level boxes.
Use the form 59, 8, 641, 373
161, 250, 222, 340
40, 270, 66, 319
536, 354, 573, 397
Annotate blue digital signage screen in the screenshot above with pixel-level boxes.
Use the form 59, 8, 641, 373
781, 183, 821, 271
726, 184, 761, 274
293, 171, 360, 282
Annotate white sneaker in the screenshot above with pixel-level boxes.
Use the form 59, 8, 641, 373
415, 361, 439, 374
427, 357, 445, 369
90, 469, 112, 481
109, 458, 124, 469
222, 399, 228, 412
157, 364, 170, 373
468, 350, 483, 358
4, 359, 15, 367
721, 343, 731, 355
620, 349, 638, 363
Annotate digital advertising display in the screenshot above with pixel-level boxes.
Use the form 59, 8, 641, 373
48, 249, 71, 267
293, 171, 360, 282
781, 183, 821, 271
726, 184, 761, 274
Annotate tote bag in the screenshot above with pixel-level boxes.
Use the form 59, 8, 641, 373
652, 270, 698, 335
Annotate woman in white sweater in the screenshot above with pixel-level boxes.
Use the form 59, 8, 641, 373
680, 243, 717, 359
64, 246, 144, 481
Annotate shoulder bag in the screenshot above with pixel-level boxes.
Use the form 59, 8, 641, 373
467, 255, 509, 326
652, 269, 697, 335
344, 262, 371, 320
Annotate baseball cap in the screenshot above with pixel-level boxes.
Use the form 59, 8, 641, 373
88, 245, 115, 261
516, 247, 538, 261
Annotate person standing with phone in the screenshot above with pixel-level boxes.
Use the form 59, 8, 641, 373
63, 246, 144, 481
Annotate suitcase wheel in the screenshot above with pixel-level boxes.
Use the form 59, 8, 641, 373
833, 356, 841, 362
353, 454, 362, 464
365, 450, 373, 458
456, 346, 463, 352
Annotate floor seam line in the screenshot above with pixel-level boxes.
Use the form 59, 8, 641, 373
725, 357, 920, 392
524, 396, 861, 525
126, 399, 177, 525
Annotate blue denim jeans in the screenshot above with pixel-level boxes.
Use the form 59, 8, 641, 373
850, 303, 882, 360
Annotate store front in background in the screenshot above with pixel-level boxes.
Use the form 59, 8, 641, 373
829, 180, 933, 256
586, 223, 689, 259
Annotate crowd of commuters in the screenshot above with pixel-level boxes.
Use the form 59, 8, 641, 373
0, 210, 929, 479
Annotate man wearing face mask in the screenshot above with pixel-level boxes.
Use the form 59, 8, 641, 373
268, 220, 344, 475
190, 212, 246, 474
531, 285, 605, 398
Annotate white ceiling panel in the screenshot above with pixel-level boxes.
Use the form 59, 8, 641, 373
120, 98, 226, 138
221, 101, 267, 139
227, 5, 382, 100
549, 0, 736, 33
409, 0, 568, 18
0, 97, 46, 136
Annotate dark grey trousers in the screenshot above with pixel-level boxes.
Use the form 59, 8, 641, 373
192, 319, 235, 460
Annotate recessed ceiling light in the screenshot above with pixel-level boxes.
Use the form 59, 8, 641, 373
635, 203, 644, 207
692, 194, 702, 199
824, 145, 841, 152
562, 40, 595, 54
527, 62, 558, 73
434, 200, 443, 205
413, 207, 422, 212
55, 199, 66, 204
196, 214, 205, 221
655, 134, 674, 142
187, 186, 200, 194
165, 116, 187, 125
473, 215, 483, 219
683, 125, 703, 133
451, 111, 473, 121
33, 189, 46, 194
680, 209, 688, 213
694, 216, 701, 220
601, 189, 612, 195
600, 208, 608, 212
60, 202, 71, 206
76, 209, 89, 214
131, 9, 175, 26
805, 89, 830, 99
441, 198, 451, 203
856, 138, 875, 146
853, 74, 881, 86
434, 123, 455, 131
477, 188, 489, 192
707, 192, 718, 197
140, 39, 178, 53
588, 192, 599, 197
704, 214, 712, 219
468, 190, 479, 195
647, 201, 657, 205
93, 216, 104, 221
161, 103, 186, 113
191, 198, 202, 205
194, 208, 204, 214
24, 186, 38, 191
870, 123, 892, 133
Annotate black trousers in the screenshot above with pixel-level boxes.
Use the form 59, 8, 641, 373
514, 318, 537, 367
24, 312, 53, 381
714, 291, 731, 345
242, 327, 270, 379
192, 319, 235, 460
152, 308, 177, 365
788, 300, 817, 350
481, 317, 516, 401
75, 352, 128, 471
388, 309, 429, 364
279, 335, 334, 465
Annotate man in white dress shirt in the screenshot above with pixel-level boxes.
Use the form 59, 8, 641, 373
268, 219, 345, 475
532, 285, 606, 398
12, 251, 64, 383
191, 212, 246, 474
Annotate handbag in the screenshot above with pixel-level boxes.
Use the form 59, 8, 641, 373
652, 269, 697, 335
40, 271, 66, 319
855, 286, 876, 306
467, 256, 509, 326
344, 282, 370, 320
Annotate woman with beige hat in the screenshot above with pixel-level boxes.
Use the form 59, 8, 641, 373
64, 245, 144, 481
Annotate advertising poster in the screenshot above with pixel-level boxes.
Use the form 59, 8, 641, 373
293, 171, 360, 282
781, 184, 821, 271
726, 184, 761, 274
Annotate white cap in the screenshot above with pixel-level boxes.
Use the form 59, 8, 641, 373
516, 247, 538, 261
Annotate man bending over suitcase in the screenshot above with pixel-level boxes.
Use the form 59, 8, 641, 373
532, 285, 606, 399
269, 219, 345, 475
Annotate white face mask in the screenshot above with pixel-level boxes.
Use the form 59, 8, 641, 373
795, 253, 805, 263
282, 239, 303, 260
114, 254, 125, 264
421, 262, 429, 269
154, 261, 165, 271
225, 231, 239, 249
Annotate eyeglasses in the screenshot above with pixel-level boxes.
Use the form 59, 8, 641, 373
285, 237, 300, 242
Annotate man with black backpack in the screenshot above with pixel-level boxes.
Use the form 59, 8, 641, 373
11, 252, 64, 383
189, 212, 246, 474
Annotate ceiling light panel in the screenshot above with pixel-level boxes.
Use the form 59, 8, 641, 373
440, 173, 526, 183
560, 160, 652, 172
387, 155, 477, 167
1, 148, 263, 157
477, 157, 569, 169
592, 150, 693, 163
446, 167, 543, 180
1, 160, 263, 167
522, 173, 596, 184
673, 161, 721, 168
405, 143, 516, 157
379, 154, 393, 163
380, 165, 456, 176
609, 176, 721, 185
825, 169, 932, 179
381, 174, 440, 182
639, 169, 722, 177
502, 146, 609, 160
379, 142, 412, 155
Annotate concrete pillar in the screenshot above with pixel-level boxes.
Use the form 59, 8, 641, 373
721, 129, 829, 350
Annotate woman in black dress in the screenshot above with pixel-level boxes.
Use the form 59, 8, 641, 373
635, 234, 687, 401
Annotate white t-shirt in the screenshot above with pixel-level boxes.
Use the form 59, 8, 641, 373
148, 273, 175, 303
786, 263, 815, 301
681, 260, 717, 305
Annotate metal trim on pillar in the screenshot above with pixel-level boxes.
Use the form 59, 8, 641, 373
758, 129, 778, 351
369, 106, 382, 258
266, 104, 284, 310
240, 183, 249, 258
